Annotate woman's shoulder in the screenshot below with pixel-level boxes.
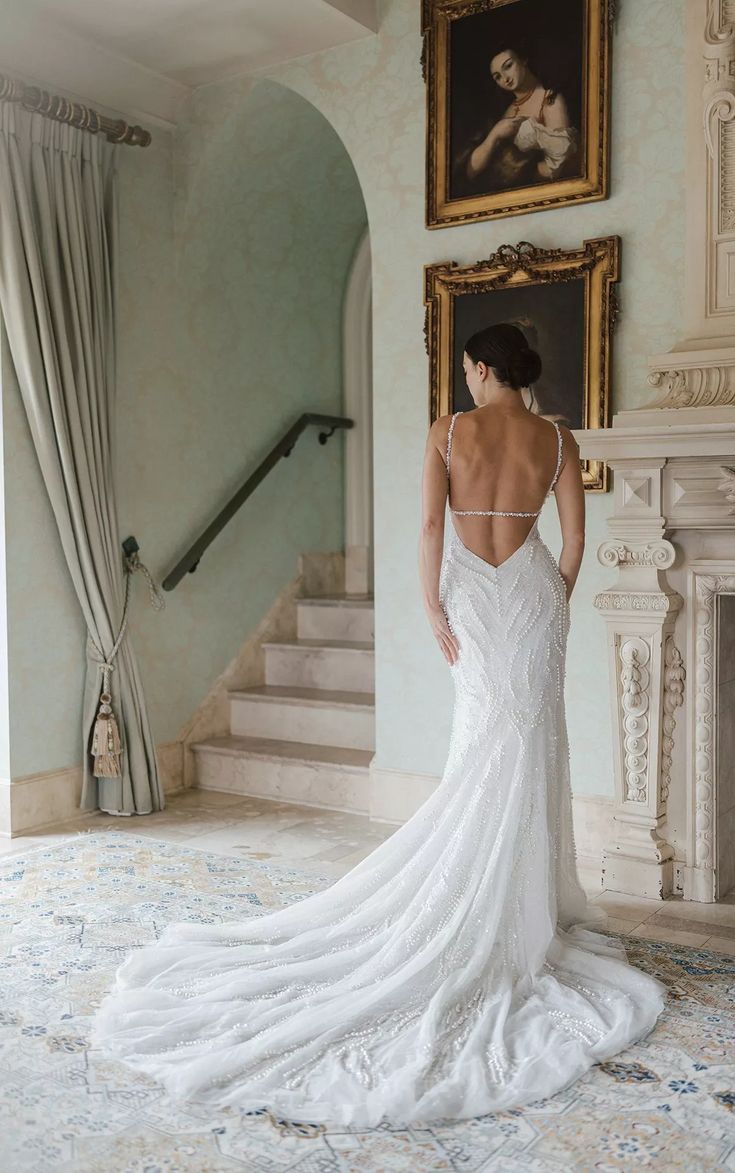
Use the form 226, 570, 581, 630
427, 411, 460, 459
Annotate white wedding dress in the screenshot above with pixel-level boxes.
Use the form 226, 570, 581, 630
91, 414, 667, 1128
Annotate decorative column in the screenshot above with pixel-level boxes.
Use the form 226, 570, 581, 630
593, 459, 684, 899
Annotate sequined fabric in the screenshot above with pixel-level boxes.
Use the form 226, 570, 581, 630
91, 520, 667, 1128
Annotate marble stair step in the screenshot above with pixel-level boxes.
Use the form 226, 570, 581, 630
262, 638, 374, 692
297, 594, 374, 642
229, 684, 375, 750
192, 734, 372, 814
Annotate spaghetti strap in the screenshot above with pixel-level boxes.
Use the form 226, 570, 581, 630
547, 420, 563, 495
446, 411, 461, 478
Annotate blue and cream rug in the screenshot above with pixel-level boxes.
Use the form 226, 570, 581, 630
0, 830, 734, 1172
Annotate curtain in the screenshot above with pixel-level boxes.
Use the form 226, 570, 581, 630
0, 101, 163, 815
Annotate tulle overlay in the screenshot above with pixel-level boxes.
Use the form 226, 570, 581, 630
91, 516, 667, 1127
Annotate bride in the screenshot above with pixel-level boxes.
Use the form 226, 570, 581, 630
91, 322, 667, 1129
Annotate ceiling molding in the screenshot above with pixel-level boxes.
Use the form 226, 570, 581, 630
0, 7, 189, 128
323, 1, 379, 31
0, 1, 379, 127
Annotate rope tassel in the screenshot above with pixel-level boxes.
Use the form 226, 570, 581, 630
88, 546, 163, 784
91, 665, 122, 778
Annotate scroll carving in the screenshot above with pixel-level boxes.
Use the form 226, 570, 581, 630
718, 466, 735, 510
620, 637, 650, 803
661, 638, 685, 805
647, 365, 735, 409
704, 0, 735, 161
598, 540, 676, 570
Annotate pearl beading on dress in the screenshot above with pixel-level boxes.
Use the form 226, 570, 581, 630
446, 410, 563, 517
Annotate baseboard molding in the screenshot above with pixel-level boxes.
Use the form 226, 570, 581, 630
369, 764, 613, 870
0, 740, 186, 838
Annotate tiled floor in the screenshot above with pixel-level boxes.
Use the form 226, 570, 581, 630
4, 787, 735, 955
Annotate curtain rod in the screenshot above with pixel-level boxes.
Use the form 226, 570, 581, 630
0, 72, 151, 147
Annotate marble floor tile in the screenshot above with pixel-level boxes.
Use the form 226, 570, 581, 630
598, 915, 643, 934
629, 922, 710, 948
647, 912, 735, 940
643, 898, 735, 928
701, 935, 735, 955
590, 891, 664, 922
168, 788, 258, 809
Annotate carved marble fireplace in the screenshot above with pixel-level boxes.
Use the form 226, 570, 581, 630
574, 1, 735, 902
582, 413, 735, 903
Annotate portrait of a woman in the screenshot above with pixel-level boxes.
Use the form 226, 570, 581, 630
422, 0, 610, 225
459, 44, 580, 195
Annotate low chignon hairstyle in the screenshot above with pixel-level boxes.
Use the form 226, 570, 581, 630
464, 322, 542, 392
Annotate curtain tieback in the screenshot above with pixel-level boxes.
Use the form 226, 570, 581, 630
89, 553, 164, 779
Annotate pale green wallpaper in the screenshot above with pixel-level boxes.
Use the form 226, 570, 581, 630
1, 326, 87, 778
1, 0, 684, 804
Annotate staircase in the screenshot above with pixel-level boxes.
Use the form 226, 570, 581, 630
192, 593, 375, 813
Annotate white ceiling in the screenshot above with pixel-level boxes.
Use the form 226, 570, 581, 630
0, 0, 378, 126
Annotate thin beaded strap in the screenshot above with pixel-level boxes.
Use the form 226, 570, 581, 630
452, 507, 541, 517
445, 410, 460, 477
547, 420, 563, 495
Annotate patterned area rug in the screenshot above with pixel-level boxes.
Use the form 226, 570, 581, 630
1, 830, 734, 1172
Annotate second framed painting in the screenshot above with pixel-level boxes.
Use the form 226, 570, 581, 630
422, 0, 612, 228
424, 236, 620, 491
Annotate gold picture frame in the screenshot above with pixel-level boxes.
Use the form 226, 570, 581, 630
422, 0, 612, 228
424, 236, 621, 491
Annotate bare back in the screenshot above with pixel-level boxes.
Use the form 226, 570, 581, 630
443, 407, 579, 570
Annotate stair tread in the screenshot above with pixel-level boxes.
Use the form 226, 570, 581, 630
193, 734, 373, 768
298, 594, 374, 607
230, 684, 375, 708
262, 637, 374, 652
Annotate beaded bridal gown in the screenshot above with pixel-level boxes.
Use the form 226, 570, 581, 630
92, 413, 667, 1128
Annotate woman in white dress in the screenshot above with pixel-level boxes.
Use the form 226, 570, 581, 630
91, 323, 667, 1129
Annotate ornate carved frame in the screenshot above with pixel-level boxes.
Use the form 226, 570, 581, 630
688, 563, 735, 902
422, 0, 613, 228
424, 237, 621, 491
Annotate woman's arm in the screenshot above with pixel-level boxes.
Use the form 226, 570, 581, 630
467, 116, 525, 179
553, 425, 585, 601
419, 418, 460, 665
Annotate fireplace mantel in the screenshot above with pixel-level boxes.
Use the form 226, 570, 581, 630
578, 407, 735, 465
574, 406, 735, 903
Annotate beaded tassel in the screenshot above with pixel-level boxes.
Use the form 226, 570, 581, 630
90, 666, 122, 778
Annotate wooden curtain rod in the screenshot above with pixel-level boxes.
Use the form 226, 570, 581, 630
0, 73, 151, 147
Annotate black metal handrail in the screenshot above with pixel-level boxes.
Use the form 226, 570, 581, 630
162, 412, 354, 591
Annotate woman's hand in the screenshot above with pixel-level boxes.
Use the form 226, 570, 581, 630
468, 117, 524, 178
426, 603, 460, 666
492, 115, 525, 141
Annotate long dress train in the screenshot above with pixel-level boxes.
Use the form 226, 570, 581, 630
90, 512, 667, 1128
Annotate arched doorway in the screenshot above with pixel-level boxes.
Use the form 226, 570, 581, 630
343, 227, 373, 596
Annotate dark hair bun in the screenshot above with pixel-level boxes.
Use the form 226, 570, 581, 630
464, 322, 542, 391
506, 346, 542, 391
